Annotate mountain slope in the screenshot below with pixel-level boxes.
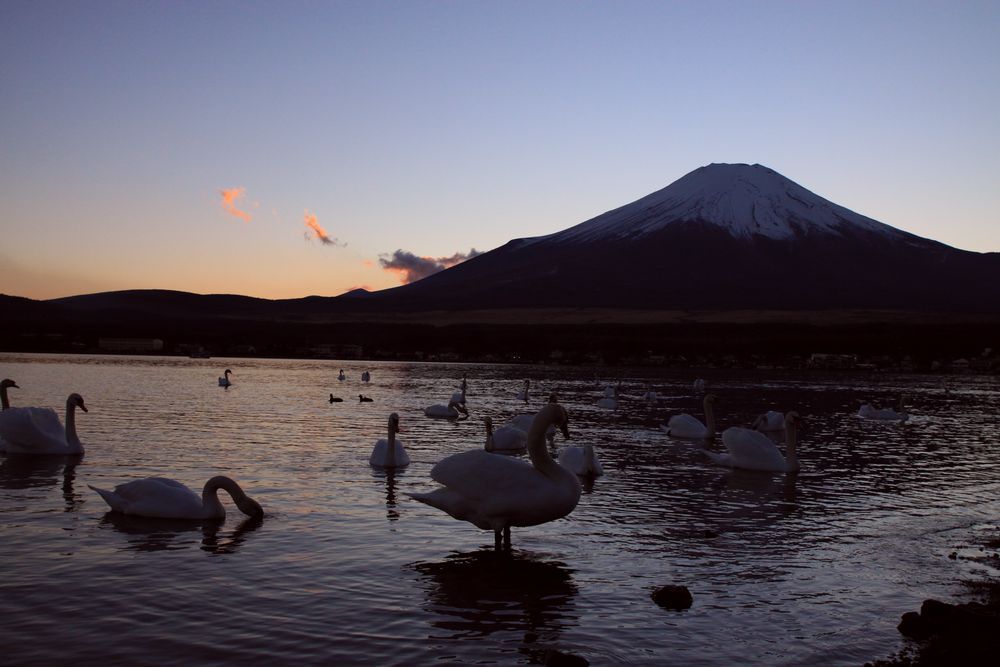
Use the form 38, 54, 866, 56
378, 163, 999, 311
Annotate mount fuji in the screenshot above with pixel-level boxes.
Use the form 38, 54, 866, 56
374, 163, 999, 312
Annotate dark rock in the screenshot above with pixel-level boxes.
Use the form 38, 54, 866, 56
898, 611, 929, 639
651, 585, 693, 610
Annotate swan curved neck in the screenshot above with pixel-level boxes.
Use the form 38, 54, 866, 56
784, 423, 799, 471
704, 399, 716, 437
204, 476, 261, 518
527, 405, 562, 475
485, 421, 495, 452
64, 400, 81, 447
386, 421, 397, 467
1, 386, 9, 410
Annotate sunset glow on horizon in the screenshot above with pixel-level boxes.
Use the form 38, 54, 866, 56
2, 1, 998, 301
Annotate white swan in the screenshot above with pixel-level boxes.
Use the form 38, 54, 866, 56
89, 475, 263, 519
707, 411, 802, 472
693, 378, 706, 394
425, 400, 469, 419
661, 394, 717, 439
858, 396, 908, 421
361, 370, 371, 383
0, 393, 88, 455
597, 382, 620, 409
507, 413, 557, 444
558, 442, 604, 477
641, 385, 658, 403
484, 416, 527, 452
338, 369, 346, 381
370, 413, 409, 468
218, 369, 233, 387
752, 410, 785, 432
450, 387, 467, 406
408, 403, 580, 549
516, 379, 530, 403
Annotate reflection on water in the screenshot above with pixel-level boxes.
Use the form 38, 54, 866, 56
412, 549, 577, 661
0, 354, 998, 665
100, 512, 263, 554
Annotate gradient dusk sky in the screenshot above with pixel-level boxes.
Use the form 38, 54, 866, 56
2, 1, 998, 300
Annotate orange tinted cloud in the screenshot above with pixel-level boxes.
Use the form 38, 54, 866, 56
378, 248, 482, 284
219, 187, 252, 222
304, 210, 344, 246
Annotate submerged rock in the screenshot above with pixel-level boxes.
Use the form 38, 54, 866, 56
651, 585, 693, 610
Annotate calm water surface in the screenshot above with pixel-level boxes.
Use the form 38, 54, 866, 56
1, 353, 998, 665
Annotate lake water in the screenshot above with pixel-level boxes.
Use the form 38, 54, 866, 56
1, 353, 998, 665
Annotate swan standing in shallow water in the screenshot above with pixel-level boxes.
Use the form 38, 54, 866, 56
218, 369, 233, 387
0, 393, 88, 455
425, 400, 469, 419
370, 413, 409, 468
752, 410, 785, 432
662, 394, 717, 439
707, 411, 802, 472
558, 442, 604, 477
858, 396, 908, 421
89, 475, 264, 519
409, 403, 579, 550
484, 416, 527, 452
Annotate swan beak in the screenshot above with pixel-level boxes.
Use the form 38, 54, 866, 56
79, 402, 88, 412
238, 497, 264, 519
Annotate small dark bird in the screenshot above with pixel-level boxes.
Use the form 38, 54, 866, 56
329, 394, 343, 403
359, 394, 374, 403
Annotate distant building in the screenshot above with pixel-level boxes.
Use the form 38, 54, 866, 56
98, 337, 164, 353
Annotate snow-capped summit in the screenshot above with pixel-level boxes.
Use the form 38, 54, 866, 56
375, 163, 999, 312
544, 163, 903, 244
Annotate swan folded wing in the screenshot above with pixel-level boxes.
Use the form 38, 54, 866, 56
370, 439, 410, 466
96, 477, 204, 518
721, 427, 788, 471
492, 426, 527, 450
0, 407, 64, 451
667, 414, 706, 438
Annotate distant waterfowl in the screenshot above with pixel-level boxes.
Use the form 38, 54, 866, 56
218, 369, 233, 387
408, 403, 579, 550
425, 400, 469, 419
558, 442, 604, 477
858, 396, 908, 421
707, 412, 802, 472
597, 383, 620, 410
662, 394, 717, 439
329, 394, 343, 403
641, 385, 658, 403
693, 378, 706, 394
484, 416, 527, 452
370, 413, 409, 468
0, 393, 88, 455
89, 475, 264, 519
516, 379, 530, 404
752, 410, 785, 432
1, 378, 18, 409
507, 412, 557, 444
359, 394, 374, 403
338, 370, 346, 381
361, 370, 371, 383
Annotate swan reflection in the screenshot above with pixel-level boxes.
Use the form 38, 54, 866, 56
0, 454, 83, 511
411, 549, 578, 660
100, 512, 262, 555
371, 468, 400, 521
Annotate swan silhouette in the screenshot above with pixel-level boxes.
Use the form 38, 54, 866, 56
516, 380, 530, 404
361, 370, 371, 383
693, 378, 706, 394
90, 475, 264, 519
597, 383, 620, 410
858, 396, 908, 421
752, 410, 785, 432
359, 394, 374, 403
558, 442, 604, 477
218, 369, 233, 387
706, 412, 802, 472
370, 413, 409, 468
1, 378, 18, 410
329, 394, 343, 403
662, 394, 717, 439
425, 400, 469, 419
338, 370, 346, 381
641, 385, 658, 403
484, 416, 527, 452
0, 393, 88, 455
450, 387, 467, 406
408, 403, 579, 550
